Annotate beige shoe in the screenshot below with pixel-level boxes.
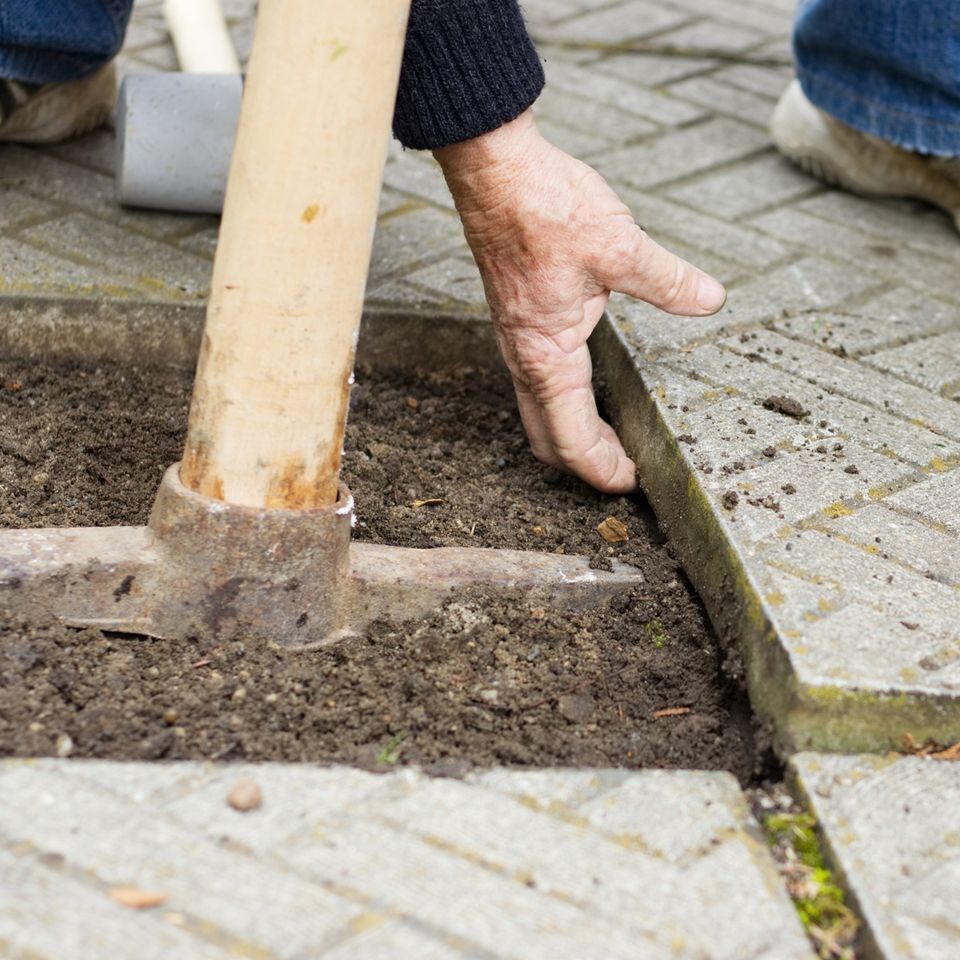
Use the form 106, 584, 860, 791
0, 62, 116, 144
771, 79, 960, 230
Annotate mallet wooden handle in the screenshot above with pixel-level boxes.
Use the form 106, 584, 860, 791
181, 0, 411, 508
163, 0, 241, 74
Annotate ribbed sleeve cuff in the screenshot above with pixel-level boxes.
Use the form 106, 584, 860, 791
393, 0, 545, 150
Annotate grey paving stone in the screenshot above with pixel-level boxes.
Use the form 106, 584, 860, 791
817, 501, 960, 587
749, 206, 960, 303
887, 469, 960, 536
665, 153, 819, 220
382, 155, 456, 211
533, 117, 613, 159
724, 329, 960, 441
666, 0, 792, 36
597, 117, 770, 189
761, 529, 960, 666
404, 257, 487, 309
0, 236, 139, 299
368, 206, 468, 282
537, 0, 691, 43
665, 75, 775, 127
770, 286, 959, 357
708, 62, 794, 98
543, 58, 710, 126
791, 753, 960, 960
318, 920, 470, 960
664, 341, 960, 468
534, 86, 658, 145
0, 185, 61, 230
519, 0, 583, 28
21, 214, 211, 302
611, 256, 878, 352
796, 191, 960, 266
621, 191, 789, 268
592, 51, 719, 87
863, 330, 960, 395
0, 848, 235, 960
649, 18, 769, 54
700, 440, 915, 544
0, 144, 202, 239
0, 763, 365, 958
0, 761, 810, 960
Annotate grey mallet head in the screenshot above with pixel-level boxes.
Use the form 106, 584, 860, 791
115, 72, 242, 215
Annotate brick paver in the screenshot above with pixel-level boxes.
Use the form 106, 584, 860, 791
0, 760, 812, 960
792, 753, 960, 960
3, 0, 960, 954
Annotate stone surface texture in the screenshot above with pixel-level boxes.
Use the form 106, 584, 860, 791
3, 0, 960, 953
792, 753, 960, 960
0, 760, 812, 960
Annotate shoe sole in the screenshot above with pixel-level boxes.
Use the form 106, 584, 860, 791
771, 80, 960, 230
0, 62, 116, 144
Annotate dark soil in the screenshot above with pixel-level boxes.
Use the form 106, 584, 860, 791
0, 357, 765, 781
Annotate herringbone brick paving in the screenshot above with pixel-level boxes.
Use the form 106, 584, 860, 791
2, 0, 960, 956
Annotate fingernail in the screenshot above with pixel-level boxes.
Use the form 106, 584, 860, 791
696, 276, 726, 313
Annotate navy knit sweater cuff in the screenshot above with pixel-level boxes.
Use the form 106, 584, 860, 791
393, 0, 545, 151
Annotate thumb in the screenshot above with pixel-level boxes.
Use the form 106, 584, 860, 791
596, 223, 726, 317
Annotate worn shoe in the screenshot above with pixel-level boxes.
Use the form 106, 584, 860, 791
0, 62, 116, 144
771, 79, 960, 230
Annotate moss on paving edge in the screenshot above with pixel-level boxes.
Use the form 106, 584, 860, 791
590, 315, 960, 755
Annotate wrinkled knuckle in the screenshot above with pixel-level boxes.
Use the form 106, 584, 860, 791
658, 259, 692, 307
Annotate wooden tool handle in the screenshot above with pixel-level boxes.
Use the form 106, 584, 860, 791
163, 0, 241, 74
181, 0, 411, 508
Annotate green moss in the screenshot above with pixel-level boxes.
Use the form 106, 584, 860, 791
763, 812, 859, 957
644, 618, 667, 648
376, 732, 407, 766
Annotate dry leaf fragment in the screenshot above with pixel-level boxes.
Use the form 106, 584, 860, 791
933, 742, 960, 762
109, 886, 169, 909
411, 498, 444, 508
903, 734, 960, 760
653, 707, 691, 719
597, 517, 629, 543
227, 778, 263, 812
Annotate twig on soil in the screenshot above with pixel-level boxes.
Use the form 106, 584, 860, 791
903, 733, 960, 761
653, 707, 691, 719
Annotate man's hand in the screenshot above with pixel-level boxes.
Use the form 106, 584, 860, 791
434, 109, 726, 494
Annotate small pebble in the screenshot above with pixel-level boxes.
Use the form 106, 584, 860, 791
55, 733, 74, 758
227, 778, 263, 812
162, 708, 179, 725
844, 464, 860, 475
542, 467, 562, 485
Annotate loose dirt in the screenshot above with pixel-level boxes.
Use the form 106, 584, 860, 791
0, 358, 767, 781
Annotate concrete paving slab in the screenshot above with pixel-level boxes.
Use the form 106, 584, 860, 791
0, 760, 813, 960
791, 753, 960, 960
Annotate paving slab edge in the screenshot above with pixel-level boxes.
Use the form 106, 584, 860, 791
0, 296, 500, 374
787, 753, 898, 960
591, 314, 960, 755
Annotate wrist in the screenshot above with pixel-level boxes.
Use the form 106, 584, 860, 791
433, 109, 542, 198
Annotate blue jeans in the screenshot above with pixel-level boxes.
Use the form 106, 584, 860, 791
794, 0, 960, 155
0, 0, 132, 84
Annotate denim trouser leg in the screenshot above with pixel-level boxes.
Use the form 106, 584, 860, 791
0, 0, 133, 83
794, 0, 960, 155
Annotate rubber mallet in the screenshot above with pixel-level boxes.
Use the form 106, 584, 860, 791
115, 0, 242, 214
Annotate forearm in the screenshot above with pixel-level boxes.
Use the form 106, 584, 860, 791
393, 0, 544, 150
